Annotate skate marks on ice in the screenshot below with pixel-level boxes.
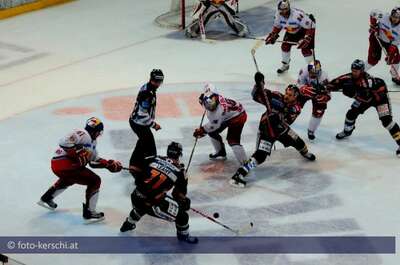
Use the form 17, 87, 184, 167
0, 41, 48, 72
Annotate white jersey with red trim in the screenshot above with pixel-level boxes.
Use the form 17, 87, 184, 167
203, 96, 244, 133
297, 67, 329, 86
375, 12, 400, 46
54, 129, 98, 161
273, 8, 314, 34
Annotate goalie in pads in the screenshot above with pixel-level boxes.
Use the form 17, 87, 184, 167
185, 0, 249, 38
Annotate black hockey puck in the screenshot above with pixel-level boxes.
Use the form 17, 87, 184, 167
250, 222, 254, 227
213, 212, 219, 218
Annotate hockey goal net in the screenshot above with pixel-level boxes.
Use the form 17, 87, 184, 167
155, 0, 197, 30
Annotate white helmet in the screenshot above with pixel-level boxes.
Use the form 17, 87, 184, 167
202, 83, 219, 111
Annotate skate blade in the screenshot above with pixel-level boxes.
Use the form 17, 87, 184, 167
84, 216, 105, 224
229, 179, 246, 188
37, 200, 56, 211
209, 156, 227, 161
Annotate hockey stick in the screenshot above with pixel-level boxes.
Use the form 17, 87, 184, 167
245, 36, 298, 45
190, 207, 253, 235
185, 110, 206, 175
375, 34, 400, 79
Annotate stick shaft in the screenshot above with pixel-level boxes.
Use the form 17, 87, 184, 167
190, 207, 238, 234
185, 110, 206, 174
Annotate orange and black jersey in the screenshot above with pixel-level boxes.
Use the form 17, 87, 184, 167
135, 156, 187, 203
328, 73, 388, 104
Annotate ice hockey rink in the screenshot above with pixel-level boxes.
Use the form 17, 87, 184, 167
0, 0, 399, 264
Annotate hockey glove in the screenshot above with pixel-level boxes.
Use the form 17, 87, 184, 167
193, 127, 206, 138
105, 160, 123, 173
76, 149, 91, 167
265, 32, 279, 45
298, 35, 312, 49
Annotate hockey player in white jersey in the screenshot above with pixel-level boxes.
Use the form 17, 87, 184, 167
185, 0, 248, 38
297, 60, 331, 140
38, 117, 122, 222
366, 7, 400, 85
265, 0, 315, 74
193, 83, 248, 164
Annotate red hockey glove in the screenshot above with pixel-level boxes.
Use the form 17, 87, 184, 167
193, 127, 206, 138
298, 35, 312, 49
76, 149, 91, 167
105, 160, 122, 173
315, 94, 331, 104
265, 32, 279, 45
300, 85, 316, 98
385, 45, 400, 65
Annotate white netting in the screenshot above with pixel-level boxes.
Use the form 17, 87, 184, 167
155, 0, 197, 29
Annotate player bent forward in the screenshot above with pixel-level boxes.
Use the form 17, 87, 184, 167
328, 59, 400, 157
120, 142, 198, 244
230, 73, 316, 188
297, 60, 331, 140
185, 0, 248, 38
38, 117, 122, 222
193, 83, 248, 164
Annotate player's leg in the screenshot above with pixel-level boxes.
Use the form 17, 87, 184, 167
376, 98, 400, 156
226, 112, 247, 164
307, 100, 327, 140
365, 34, 382, 71
278, 33, 293, 74
185, 4, 217, 38
279, 128, 316, 161
129, 121, 156, 173
74, 168, 104, 221
38, 159, 77, 210
218, 3, 248, 37
336, 101, 370, 139
208, 130, 227, 160
383, 44, 400, 85
120, 189, 148, 232
230, 121, 274, 187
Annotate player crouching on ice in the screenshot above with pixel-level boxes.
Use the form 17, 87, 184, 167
366, 7, 400, 85
193, 83, 248, 164
185, 0, 249, 38
120, 142, 198, 244
38, 117, 122, 222
265, 0, 315, 74
230, 72, 316, 188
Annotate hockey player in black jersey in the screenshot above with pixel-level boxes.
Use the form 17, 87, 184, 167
230, 72, 316, 187
129, 69, 164, 174
120, 142, 198, 244
327, 59, 400, 157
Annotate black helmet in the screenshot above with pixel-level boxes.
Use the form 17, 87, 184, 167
351, 59, 365, 71
167, 142, 183, 160
286, 84, 300, 96
150, 69, 164, 82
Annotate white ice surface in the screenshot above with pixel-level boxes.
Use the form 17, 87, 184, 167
0, 0, 399, 265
